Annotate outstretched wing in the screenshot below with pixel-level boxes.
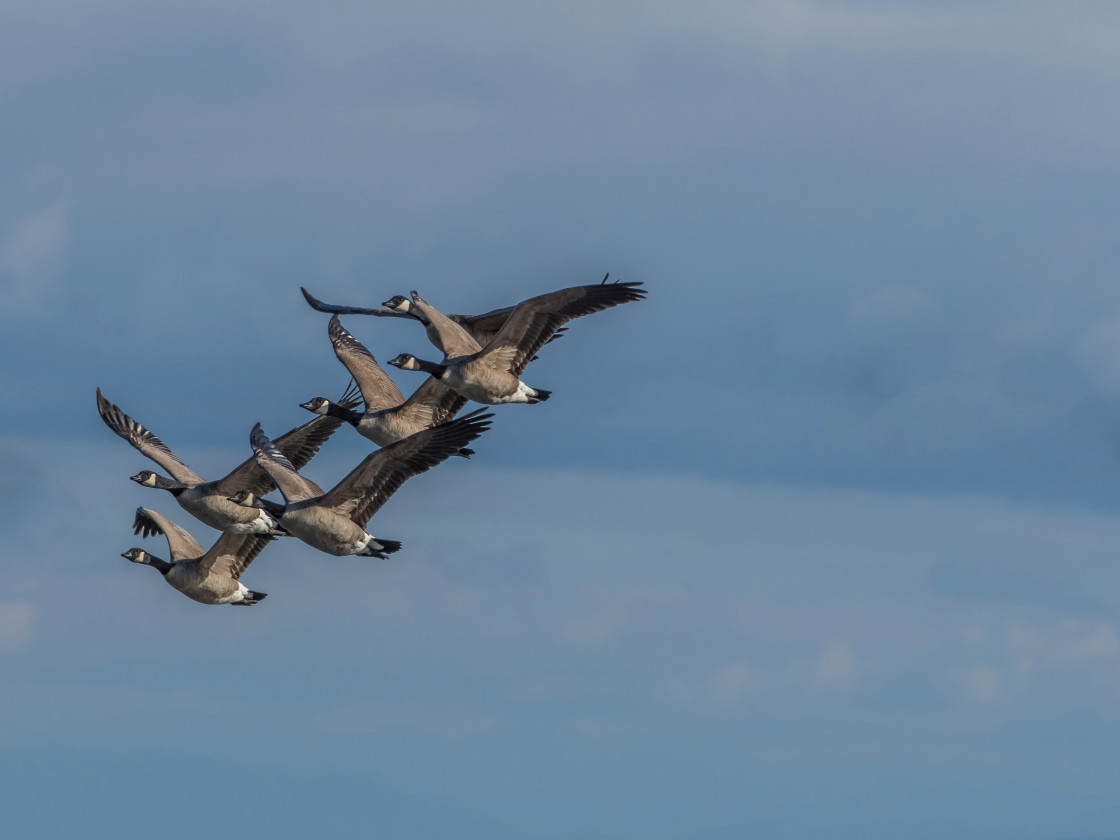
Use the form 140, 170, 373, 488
328, 315, 406, 412
478, 277, 646, 376
248, 423, 326, 503
132, 507, 206, 562
198, 532, 273, 580
394, 376, 469, 430
303, 288, 562, 355
216, 390, 355, 496
301, 286, 404, 317
461, 307, 567, 357
407, 292, 484, 360
321, 410, 493, 527
96, 389, 205, 485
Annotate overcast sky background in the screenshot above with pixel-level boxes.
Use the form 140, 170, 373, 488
5, 1, 1120, 837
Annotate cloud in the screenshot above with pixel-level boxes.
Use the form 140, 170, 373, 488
955, 665, 1005, 705
812, 640, 862, 690
952, 620, 1120, 706
709, 661, 766, 706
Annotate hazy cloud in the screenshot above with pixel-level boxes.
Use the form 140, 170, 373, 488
6, 2, 1120, 836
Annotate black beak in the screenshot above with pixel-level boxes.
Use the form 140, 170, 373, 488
299, 401, 314, 411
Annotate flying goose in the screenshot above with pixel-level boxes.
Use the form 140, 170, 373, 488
299, 315, 474, 457
385, 278, 646, 405
97, 386, 358, 535
227, 409, 494, 557
300, 285, 566, 358
123, 507, 270, 605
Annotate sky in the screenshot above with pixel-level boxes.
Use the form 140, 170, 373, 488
4, 1, 1120, 837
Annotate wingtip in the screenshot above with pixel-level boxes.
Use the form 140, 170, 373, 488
301, 286, 326, 310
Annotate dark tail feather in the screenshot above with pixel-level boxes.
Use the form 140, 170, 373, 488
529, 388, 552, 403
374, 538, 402, 555
234, 591, 268, 606
454, 447, 475, 459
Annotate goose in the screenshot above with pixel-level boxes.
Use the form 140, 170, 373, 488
123, 507, 270, 605
227, 409, 493, 557
300, 285, 566, 358
97, 386, 358, 535
299, 315, 474, 457
385, 278, 646, 405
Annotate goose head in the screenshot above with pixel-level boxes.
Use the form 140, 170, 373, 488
130, 470, 160, 488
227, 490, 263, 509
382, 295, 412, 313
387, 353, 421, 371
300, 397, 332, 416
122, 548, 150, 564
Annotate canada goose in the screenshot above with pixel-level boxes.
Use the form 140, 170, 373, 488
300, 286, 565, 358
123, 507, 270, 605
97, 386, 358, 535
228, 409, 493, 557
299, 315, 475, 457
385, 278, 646, 405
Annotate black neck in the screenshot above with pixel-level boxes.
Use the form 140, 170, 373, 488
326, 402, 364, 424
151, 474, 189, 494
148, 555, 173, 575
414, 358, 447, 377
257, 496, 287, 516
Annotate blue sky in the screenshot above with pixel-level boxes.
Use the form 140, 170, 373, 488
5, 1, 1120, 837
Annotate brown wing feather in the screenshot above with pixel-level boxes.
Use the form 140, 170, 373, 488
96, 389, 205, 485
394, 376, 469, 429
408, 293, 484, 360
458, 306, 515, 344
198, 532, 273, 580
217, 383, 358, 496
132, 507, 206, 561
320, 410, 493, 527
456, 309, 566, 358
478, 280, 646, 376
328, 315, 406, 411
249, 423, 326, 503
218, 415, 343, 496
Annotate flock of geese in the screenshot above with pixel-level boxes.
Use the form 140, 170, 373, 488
98, 276, 646, 606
